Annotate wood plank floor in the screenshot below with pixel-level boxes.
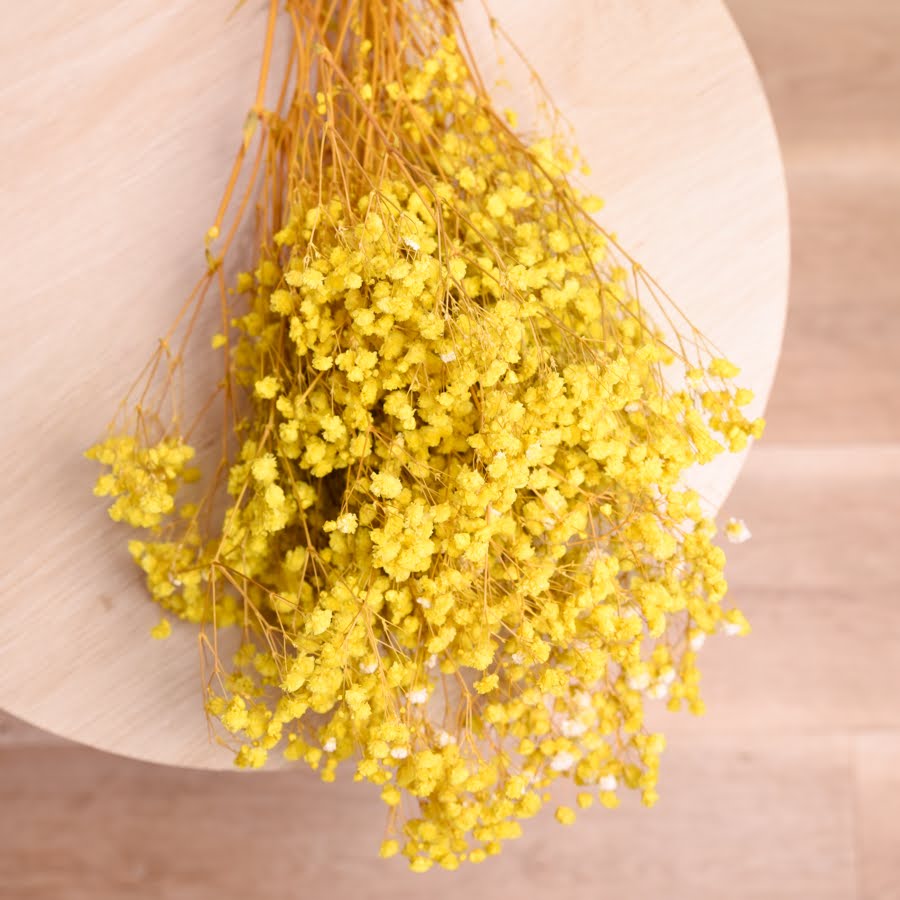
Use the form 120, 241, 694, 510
2, 1, 899, 897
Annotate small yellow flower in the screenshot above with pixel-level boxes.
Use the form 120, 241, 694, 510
473, 673, 499, 694
554, 806, 576, 826
254, 376, 280, 399
150, 618, 171, 640
370, 472, 403, 500
379, 839, 400, 859
251, 454, 278, 484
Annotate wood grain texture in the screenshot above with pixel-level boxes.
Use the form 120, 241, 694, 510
5, 0, 900, 896
0, 0, 787, 769
762, 168, 900, 442
856, 736, 900, 900
0, 713, 61, 748
721, 446, 900, 592
663, 447, 900, 735
0, 736, 856, 900
729, 0, 900, 443
727, 0, 900, 163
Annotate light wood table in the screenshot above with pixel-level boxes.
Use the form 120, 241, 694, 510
0, 0, 787, 769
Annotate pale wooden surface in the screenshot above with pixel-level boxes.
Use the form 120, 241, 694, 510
0, 0, 788, 769
5, 0, 899, 896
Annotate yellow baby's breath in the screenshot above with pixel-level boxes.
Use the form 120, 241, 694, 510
86, 0, 763, 871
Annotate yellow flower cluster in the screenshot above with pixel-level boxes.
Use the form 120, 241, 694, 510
88, 11, 762, 873
86, 435, 197, 528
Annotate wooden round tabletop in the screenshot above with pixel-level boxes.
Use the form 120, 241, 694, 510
0, 0, 788, 769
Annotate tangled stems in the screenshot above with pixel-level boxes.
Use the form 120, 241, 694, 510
87, 0, 762, 871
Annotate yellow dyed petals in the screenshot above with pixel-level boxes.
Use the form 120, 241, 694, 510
87, 17, 762, 875
150, 618, 172, 640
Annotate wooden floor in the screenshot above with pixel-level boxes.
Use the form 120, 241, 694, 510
2, 1, 899, 897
